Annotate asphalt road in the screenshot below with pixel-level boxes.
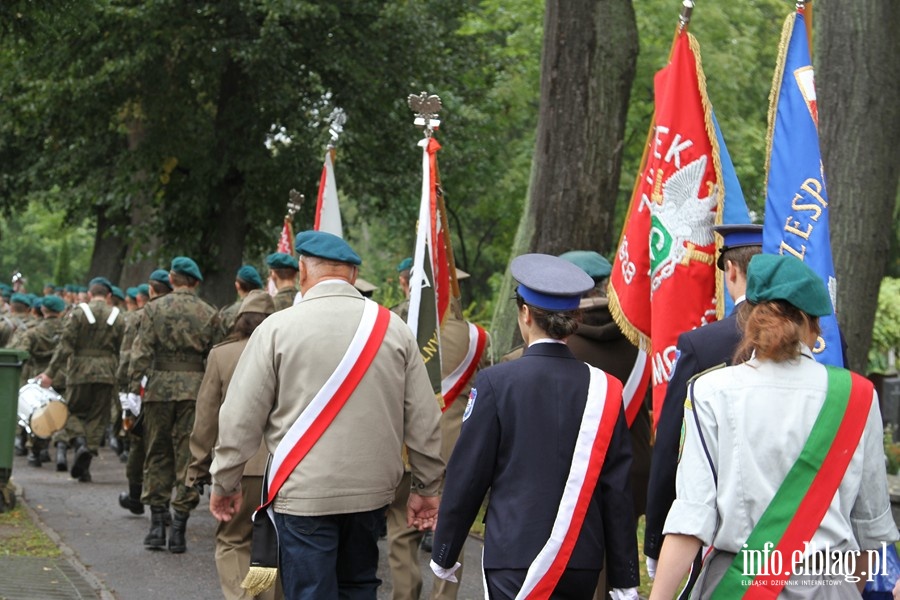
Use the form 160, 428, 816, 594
10, 447, 486, 600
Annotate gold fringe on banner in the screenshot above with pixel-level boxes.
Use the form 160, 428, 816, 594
763, 13, 795, 193
607, 286, 652, 352
688, 32, 727, 320
241, 566, 278, 596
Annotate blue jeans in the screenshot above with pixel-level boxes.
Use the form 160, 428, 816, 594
274, 507, 385, 600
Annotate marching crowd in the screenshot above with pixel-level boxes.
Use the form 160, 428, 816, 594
4, 225, 898, 600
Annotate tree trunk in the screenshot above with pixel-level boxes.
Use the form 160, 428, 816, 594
490, 0, 638, 358
87, 205, 128, 283
818, 2, 900, 374
198, 55, 249, 308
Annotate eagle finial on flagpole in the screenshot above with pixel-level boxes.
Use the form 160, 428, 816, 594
327, 107, 347, 147
286, 190, 303, 220
408, 91, 442, 137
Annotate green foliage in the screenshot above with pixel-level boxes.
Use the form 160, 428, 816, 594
0, 203, 93, 289
869, 278, 900, 375
885, 427, 900, 475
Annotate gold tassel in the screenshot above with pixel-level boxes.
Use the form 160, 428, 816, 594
241, 566, 278, 596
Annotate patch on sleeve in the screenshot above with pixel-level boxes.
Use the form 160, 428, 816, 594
462, 388, 477, 422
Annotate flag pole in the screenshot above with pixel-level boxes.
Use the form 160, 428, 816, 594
797, 0, 813, 58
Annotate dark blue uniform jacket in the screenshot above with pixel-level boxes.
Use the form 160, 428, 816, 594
432, 342, 640, 588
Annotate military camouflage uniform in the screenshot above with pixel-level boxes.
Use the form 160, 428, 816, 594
114, 309, 142, 468
129, 288, 216, 513
13, 315, 67, 390
272, 286, 298, 312
46, 300, 124, 454
213, 298, 241, 344
2, 312, 34, 349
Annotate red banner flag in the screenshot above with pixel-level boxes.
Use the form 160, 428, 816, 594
608, 31, 723, 428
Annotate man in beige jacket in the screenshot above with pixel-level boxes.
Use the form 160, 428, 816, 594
210, 231, 444, 599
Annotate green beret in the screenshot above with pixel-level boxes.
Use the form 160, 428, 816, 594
126, 287, 139, 300
746, 254, 832, 317
78, 286, 88, 293
294, 230, 362, 266
396, 257, 413, 273
31, 297, 43, 309
236, 265, 264, 289
171, 256, 203, 281
10, 292, 31, 307
63, 284, 76, 293
149, 269, 172, 288
111, 286, 126, 301
43, 281, 55, 289
42, 295, 66, 313
137, 283, 151, 297
89, 277, 114, 293
266, 252, 299, 270
558, 250, 612, 280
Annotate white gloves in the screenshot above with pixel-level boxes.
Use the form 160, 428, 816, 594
429, 559, 461, 583
609, 588, 640, 600
120, 392, 142, 416
646, 556, 658, 580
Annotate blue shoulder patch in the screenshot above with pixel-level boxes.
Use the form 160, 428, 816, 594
462, 388, 477, 422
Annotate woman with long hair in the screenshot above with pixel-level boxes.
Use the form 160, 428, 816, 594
650, 254, 898, 599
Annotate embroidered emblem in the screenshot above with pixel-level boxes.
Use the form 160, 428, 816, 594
463, 388, 477, 422
647, 155, 717, 293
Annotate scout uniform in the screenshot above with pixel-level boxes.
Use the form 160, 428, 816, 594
128, 258, 217, 553
214, 264, 264, 343
661, 254, 898, 599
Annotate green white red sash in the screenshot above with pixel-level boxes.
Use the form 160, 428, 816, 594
260, 298, 391, 509
516, 367, 623, 599
711, 366, 873, 599
440, 322, 487, 412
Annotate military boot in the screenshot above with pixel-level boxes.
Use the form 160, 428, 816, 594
168, 511, 189, 554
145, 506, 168, 550
14, 431, 27, 456
27, 446, 42, 467
55, 442, 68, 472
69, 438, 92, 481
118, 483, 145, 515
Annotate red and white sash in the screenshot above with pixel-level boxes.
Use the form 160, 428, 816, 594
622, 350, 650, 427
440, 322, 488, 412
515, 366, 623, 598
261, 299, 391, 508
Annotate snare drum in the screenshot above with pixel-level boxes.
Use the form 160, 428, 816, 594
17, 380, 68, 439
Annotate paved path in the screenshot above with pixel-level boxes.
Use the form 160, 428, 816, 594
7, 448, 486, 600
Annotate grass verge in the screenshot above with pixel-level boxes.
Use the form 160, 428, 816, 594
0, 504, 61, 558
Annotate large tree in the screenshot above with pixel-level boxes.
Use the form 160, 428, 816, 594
490, 0, 639, 356
818, 1, 900, 374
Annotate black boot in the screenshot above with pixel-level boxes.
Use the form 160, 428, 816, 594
118, 483, 145, 515
55, 442, 68, 472
27, 447, 42, 467
145, 506, 168, 550
14, 431, 27, 456
39, 448, 50, 463
70, 438, 92, 480
168, 511, 189, 553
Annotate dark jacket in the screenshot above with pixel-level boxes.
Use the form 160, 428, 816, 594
432, 342, 639, 588
643, 311, 742, 560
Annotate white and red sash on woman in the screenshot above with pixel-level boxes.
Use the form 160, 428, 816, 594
441, 322, 488, 412
514, 366, 624, 599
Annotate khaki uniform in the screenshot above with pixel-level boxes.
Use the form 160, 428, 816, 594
387, 307, 487, 600
13, 316, 67, 390
187, 338, 280, 600
46, 300, 124, 453
272, 286, 297, 312
129, 288, 216, 512
2, 313, 33, 349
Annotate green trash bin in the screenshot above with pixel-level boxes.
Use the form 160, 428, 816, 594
0, 348, 29, 513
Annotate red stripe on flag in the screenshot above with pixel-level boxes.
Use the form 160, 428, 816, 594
442, 325, 487, 413
526, 374, 624, 598
625, 361, 651, 428
263, 306, 391, 506
314, 162, 328, 231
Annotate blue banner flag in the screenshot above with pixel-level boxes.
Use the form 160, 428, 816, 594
763, 8, 843, 366
713, 110, 751, 317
